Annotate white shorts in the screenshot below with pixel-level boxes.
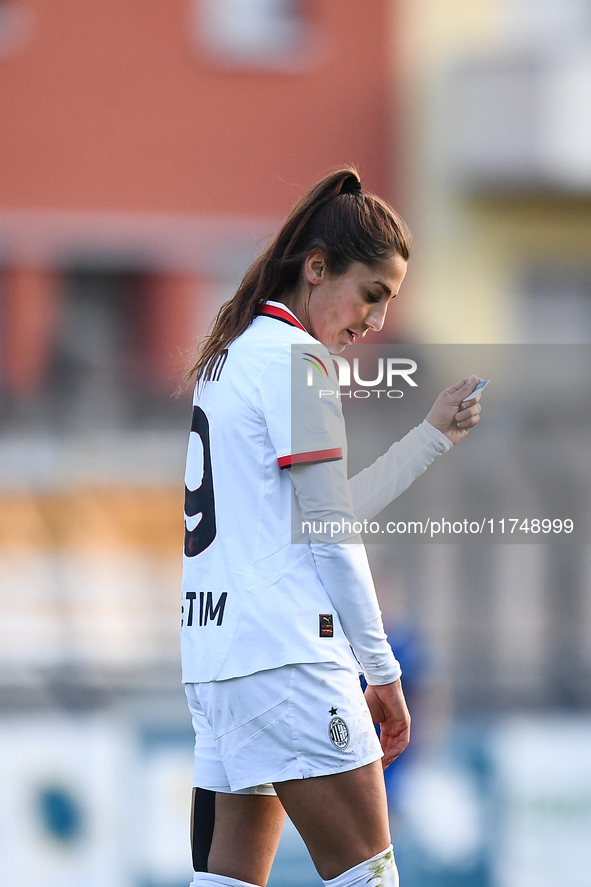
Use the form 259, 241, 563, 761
185, 660, 383, 795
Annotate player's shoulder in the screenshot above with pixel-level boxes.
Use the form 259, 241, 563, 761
233, 302, 323, 375
195, 303, 333, 404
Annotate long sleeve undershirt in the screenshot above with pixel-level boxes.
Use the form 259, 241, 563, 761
349, 420, 452, 520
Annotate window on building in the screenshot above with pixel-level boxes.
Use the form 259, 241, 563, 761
194, 0, 308, 67
0, 1, 32, 57
0, 269, 188, 432
48, 270, 189, 431
500, 0, 591, 48
512, 263, 591, 343
446, 54, 591, 192
49, 270, 140, 430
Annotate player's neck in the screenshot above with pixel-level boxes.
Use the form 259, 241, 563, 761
273, 286, 310, 333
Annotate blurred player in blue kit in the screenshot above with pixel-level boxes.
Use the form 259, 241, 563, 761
181, 168, 482, 887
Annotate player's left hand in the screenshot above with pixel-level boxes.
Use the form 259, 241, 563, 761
425, 375, 482, 446
364, 679, 411, 769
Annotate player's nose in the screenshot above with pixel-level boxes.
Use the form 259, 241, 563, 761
366, 302, 388, 332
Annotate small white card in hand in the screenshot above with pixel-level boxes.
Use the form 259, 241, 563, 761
461, 379, 489, 404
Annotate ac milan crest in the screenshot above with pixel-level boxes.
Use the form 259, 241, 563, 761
329, 715, 350, 749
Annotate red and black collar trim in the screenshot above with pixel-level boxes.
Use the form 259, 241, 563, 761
257, 303, 307, 332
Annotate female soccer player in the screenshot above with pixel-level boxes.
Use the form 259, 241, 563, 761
181, 168, 481, 887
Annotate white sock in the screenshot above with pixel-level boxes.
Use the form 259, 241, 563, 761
322, 845, 399, 887
190, 873, 259, 887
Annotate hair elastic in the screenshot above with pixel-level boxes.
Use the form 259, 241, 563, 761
341, 177, 362, 196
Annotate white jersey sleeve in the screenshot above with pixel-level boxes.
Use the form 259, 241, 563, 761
260, 339, 400, 684
260, 341, 345, 469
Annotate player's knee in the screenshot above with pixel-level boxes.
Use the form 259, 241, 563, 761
322, 846, 398, 887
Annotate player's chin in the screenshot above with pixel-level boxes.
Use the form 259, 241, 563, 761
327, 342, 347, 354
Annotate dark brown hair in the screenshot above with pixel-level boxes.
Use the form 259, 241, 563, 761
185, 166, 411, 385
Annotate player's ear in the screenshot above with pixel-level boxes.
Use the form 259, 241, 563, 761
304, 250, 327, 285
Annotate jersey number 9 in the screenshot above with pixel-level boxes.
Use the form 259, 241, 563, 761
184, 406, 217, 557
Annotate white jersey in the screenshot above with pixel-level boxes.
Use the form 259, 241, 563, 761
180, 302, 452, 684
181, 303, 356, 682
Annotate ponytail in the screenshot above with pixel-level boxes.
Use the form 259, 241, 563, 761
184, 167, 411, 386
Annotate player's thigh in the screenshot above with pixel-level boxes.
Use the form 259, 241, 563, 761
204, 790, 285, 887
273, 760, 390, 881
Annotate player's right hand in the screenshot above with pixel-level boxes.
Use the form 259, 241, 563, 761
425, 375, 482, 446
364, 678, 411, 769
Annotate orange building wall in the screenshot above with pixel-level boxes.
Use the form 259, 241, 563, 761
0, 0, 395, 216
